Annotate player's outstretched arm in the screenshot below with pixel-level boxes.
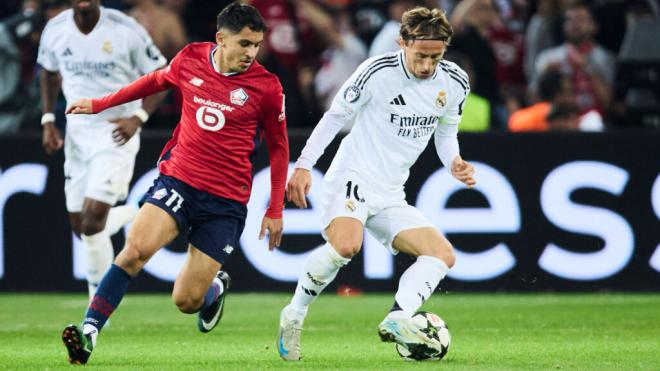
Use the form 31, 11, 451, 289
66, 69, 172, 116
287, 168, 312, 209
65, 98, 93, 114
451, 156, 476, 188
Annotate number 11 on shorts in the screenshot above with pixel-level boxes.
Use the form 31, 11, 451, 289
165, 189, 184, 212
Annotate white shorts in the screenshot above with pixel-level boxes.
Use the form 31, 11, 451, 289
63, 123, 139, 212
321, 170, 435, 254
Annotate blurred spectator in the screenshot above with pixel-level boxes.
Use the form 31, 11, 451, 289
446, 51, 491, 131
0, 6, 43, 134
450, 0, 503, 127
368, 0, 418, 57
163, 0, 226, 42
625, 0, 657, 26
127, 0, 187, 60
256, 41, 309, 128
300, 0, 367, 114
511, 68, 604, 131
509, 69, 572, 131
524, 0, 565, 81
546, 101, 581, 131
347, 0, 387, 46
531, 2, 615, 118
248, 0, 325, 77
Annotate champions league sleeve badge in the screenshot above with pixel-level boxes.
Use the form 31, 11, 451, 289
343, 85, 361, 103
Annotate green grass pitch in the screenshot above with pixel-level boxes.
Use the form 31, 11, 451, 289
0, 293, 658, 370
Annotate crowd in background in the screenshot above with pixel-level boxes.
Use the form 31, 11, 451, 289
1, 0, 659, 135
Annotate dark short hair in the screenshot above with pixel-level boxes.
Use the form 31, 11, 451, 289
547, 102, 580, 122
216, 2, 267, 33
538, 69, 564, 101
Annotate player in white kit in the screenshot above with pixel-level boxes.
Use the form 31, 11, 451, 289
277, 7, 476, 360
38, 0, 166, 299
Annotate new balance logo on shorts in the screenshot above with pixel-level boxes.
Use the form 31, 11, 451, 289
389, 94, 406, 105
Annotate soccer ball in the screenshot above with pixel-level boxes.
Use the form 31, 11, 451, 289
395, 311, 451, 361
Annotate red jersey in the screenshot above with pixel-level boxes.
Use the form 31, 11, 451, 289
92, 42, 289, 218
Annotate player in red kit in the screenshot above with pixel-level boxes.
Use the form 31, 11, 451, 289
60, 3, 288, 365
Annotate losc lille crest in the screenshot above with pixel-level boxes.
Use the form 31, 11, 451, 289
230, 88, 249, 106
435, 90, 447, 108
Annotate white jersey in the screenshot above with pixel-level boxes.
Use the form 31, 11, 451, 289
297, 50, 470, 194
37, 7, 166, 128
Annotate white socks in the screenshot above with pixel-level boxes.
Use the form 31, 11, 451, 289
290, 243, 351, 317
393, 255, 450, 318
104, 204, 139, 236
80, 204, 137, 299
81, 230, 114, 299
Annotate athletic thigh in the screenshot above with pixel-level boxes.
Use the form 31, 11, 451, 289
320, 171, 370, 255
172, 244, 221, 301
85, 141, 138, 207
392, 227, 453, 259
366, 204, 436, 255
63, 135, 87, 213
115, 203, 179, 274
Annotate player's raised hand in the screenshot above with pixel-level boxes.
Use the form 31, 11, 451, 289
451, 156, 476, 188
286, 168, 311, 208
65, 98, 93, 114
42, 122, 63, 155
111, 116, 142, 145
259, 216, 283, 251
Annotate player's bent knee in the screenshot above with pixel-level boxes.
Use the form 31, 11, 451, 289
331, 241, 361, 258
115, 241, 148, 275
172, 294, 202, 314
432, 243, 456, 268
80, 219, 105, 236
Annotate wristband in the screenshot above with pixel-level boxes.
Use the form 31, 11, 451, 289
41, 113, 55, 126
133, 108, 149, 123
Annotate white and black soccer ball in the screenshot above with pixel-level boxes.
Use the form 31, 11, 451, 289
395, 311, 451, 361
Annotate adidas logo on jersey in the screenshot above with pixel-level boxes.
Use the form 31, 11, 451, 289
61, 48, 73, 57
389, 94, 406, 105
189, 77, 204, 87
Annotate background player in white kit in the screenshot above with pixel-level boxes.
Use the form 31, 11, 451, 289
278, 7, 476, 360
38, 0, 166, 299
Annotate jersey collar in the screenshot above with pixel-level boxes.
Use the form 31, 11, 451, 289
210, 46, 238, 76
398, 51, 411, 80
398, 50, 441, 81
70, 6, 106, 37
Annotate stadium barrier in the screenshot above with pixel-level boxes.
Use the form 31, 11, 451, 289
0, 131, 658, 292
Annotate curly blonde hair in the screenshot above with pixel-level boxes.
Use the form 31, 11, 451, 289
400, 7, 453, 43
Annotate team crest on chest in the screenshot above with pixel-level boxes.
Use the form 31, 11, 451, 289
102, 40, 113, 55
435, 90, 447, 108
230, 88, 249, 106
